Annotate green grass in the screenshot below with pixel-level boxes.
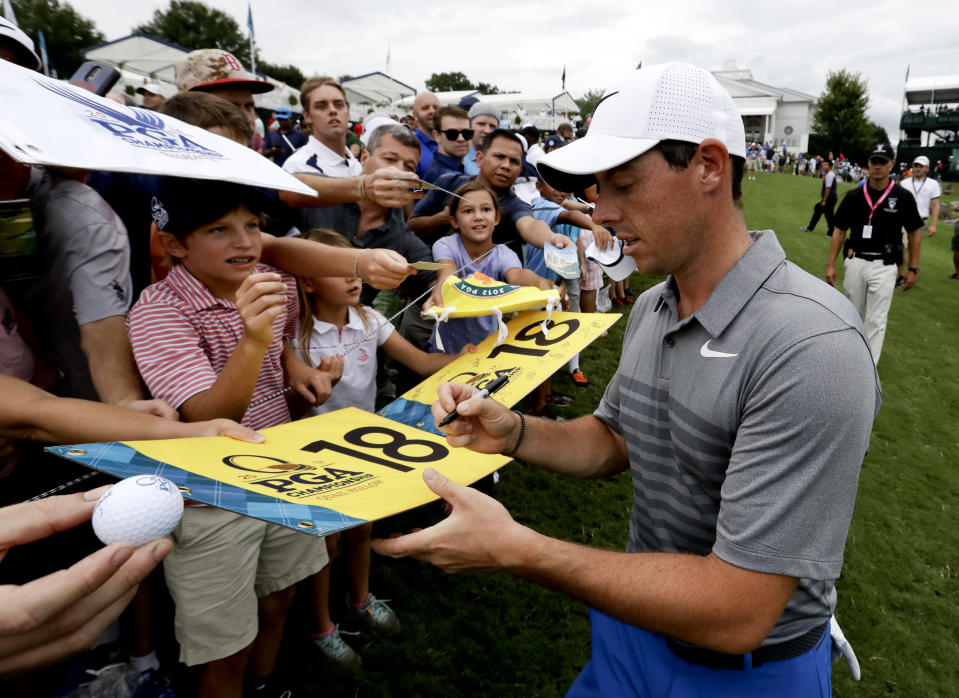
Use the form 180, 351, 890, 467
288, 172, 959, 697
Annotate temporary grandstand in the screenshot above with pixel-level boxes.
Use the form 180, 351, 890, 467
898, 74, 959, 178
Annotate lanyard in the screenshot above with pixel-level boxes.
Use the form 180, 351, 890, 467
910, 178, 926, 198
862, 182, 895, 224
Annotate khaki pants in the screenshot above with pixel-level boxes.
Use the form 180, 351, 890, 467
842, 256, 896, 364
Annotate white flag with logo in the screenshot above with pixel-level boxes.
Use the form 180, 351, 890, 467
0, 60, 316, 197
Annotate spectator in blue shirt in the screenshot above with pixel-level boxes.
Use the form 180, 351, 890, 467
412, 91, 440, 177
263, 107, 307, 166
422, 105, 471, 183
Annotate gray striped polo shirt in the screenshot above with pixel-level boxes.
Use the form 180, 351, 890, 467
594, 230, 881, 645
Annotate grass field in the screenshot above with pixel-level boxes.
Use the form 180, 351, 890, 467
280, 172, 959, 697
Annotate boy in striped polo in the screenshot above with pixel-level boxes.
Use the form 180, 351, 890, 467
127, 177, 331, 697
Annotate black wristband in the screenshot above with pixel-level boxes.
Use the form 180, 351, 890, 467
908, 267, 919, 274
504, 410, 525, 457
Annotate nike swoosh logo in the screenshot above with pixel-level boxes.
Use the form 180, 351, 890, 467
700, 340, 738, 358
594, 90, 620, 112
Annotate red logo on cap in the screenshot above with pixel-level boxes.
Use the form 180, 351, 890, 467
223, 53, 242, 73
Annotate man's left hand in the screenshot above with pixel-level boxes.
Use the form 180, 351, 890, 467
366, 167, 423, 208
902, 270, 917, 291
371, 468, 526, 573
357, 249, 416, 289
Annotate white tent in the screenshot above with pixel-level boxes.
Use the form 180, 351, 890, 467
342, 72, 416, 120
393, 89, 480, 110
82, 33, 301, 114
392, 90, 579, 130
905, 75, 959, 105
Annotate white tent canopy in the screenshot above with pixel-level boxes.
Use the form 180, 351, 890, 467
342, 72, 416, 119
393, 90, 479, 109
82, 33, 301, 114
905, 75, 959, 105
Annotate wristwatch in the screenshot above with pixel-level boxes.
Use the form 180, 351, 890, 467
907, 267, 920, 274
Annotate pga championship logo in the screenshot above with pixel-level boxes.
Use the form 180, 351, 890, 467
36, 79, 224, 160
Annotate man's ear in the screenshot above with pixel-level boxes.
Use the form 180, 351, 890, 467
696, 139, 729, 195
360, 148, 369, 166
475, 149, 484, 167
155, 224, 188, 260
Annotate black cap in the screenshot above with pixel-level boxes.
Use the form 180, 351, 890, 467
868, 143, 893, 163
151, 177, 268, 236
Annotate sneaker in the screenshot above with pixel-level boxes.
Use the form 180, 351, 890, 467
570, 370, 588, 388
134, 669, 176, 698
950, 273, 959, 279
800, 226, 809, 232
347, 593, 400, 637
545, 392, 574, 406
245, 676, 293, 698
895, 275, 904, 288
313, 625, 362, 667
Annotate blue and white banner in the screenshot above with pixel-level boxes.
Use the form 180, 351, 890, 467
0, 60, 316, 197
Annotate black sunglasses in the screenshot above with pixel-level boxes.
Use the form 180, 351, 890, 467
441, 128, 473, 141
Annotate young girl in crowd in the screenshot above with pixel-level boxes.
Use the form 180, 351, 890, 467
289, 228, 470, 667
428, 181, 558, 353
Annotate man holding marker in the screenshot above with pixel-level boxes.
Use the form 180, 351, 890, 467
375, 63, 879, 696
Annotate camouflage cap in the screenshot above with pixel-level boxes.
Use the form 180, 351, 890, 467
175, 49, 274, 95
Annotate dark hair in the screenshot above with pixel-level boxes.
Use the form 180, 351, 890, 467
479, 128, 522, 154
651, 140, 745, 204
521, 125, 540, 141
448, 181, 499, 221
160, 92, 253, 143
432, 105, 469, 132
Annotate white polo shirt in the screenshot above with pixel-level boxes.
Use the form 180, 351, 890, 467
282, 135, 361, 179
296, 305, 394, 415
900, 176, 941, 219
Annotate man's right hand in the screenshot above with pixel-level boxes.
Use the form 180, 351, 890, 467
365, 167, 423, 208
356, 248, 417, 289
431, 382, 521, 454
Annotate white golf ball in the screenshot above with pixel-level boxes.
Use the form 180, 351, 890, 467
92, 475, 184, 546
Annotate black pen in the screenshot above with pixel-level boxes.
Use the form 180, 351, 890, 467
438, 375, 510, 427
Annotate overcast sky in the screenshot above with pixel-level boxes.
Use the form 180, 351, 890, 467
78, 0, 959, 144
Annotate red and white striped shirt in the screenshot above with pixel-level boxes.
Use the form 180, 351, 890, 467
128, 263, 298, 431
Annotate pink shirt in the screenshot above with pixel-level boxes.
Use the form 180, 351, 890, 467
127, 263, 298, 430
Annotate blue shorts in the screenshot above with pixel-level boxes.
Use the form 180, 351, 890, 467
567, 610, 832, 698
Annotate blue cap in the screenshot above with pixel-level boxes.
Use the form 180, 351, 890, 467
274, 107, 292, 119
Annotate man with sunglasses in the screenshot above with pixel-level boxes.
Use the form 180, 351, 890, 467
422, 106, 472, 184
826, 143, 923, 363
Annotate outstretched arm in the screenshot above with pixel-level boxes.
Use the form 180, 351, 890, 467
278, 167, 422, 209
0, 374, 262, 445
260, 234, 414, 290
373, 468, 797, 653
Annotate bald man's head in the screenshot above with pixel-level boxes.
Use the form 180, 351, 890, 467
413, 91, 440, 134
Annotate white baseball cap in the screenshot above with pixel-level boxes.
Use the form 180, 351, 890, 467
360, 112, 401, 145
136, 82, 164, 96
537, 62, 746, 192
0, 17, 41, 70
913, 155, 930, 167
